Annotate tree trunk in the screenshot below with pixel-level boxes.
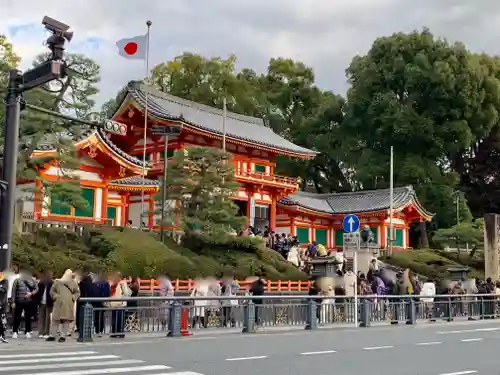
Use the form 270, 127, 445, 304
419, 221, 429, 248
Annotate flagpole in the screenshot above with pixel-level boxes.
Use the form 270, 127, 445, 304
140, 20, 152, 228
222, 97, 227, 152
389, 145, 394, 255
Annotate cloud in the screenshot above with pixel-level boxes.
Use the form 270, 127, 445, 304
3, 0, 500, 108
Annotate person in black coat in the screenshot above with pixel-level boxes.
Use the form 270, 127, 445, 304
34, 270, 53, 338
0, 273, 8, 342
75, 269, 99, 333
249, 276, 265, 325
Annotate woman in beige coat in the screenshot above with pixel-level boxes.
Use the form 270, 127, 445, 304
47, 269, 80, 342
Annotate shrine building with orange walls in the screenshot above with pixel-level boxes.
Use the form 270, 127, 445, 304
17, 81, 433, 250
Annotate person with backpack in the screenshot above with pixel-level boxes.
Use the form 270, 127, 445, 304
108, 273, 131, 338
11, 268, 38, 339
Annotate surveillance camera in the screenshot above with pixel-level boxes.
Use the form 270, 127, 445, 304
42, 16, 70, 33
42, 16, 73, 42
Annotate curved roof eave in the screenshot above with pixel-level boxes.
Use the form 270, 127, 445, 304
122, 85, 318, 158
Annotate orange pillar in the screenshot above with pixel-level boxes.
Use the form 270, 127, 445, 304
101, 181, 108, 223
269, 196, 277, 231
148, 194, 155, 228
123, 193, 130, 225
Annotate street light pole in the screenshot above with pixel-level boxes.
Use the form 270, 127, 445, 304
0, 70, 22, 271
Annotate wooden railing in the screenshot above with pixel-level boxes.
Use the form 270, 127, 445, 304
138, 278, 311, 292
234, 171, 299, 187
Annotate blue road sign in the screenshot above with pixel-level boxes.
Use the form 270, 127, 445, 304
343, 214, 360, 233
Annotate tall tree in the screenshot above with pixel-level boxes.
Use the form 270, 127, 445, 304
261, 58, 351, 192
160, 147, 246, 238
150, 53, 264, 117
0, 35, 21, 135
344, 29, 500, 228
4, 49, 102, 213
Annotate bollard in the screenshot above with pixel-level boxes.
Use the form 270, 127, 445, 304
242, 301, 256, 333
77, 303, 94, 342
167, 302, 182, 337
305, 299, 317, 330
406, 299, 416, 325
359, 299, 371, 328
180, 308, 193, 336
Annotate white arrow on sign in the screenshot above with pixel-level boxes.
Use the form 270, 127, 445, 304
348, 217, 355, 232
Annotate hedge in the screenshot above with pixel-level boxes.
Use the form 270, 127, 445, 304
12, 227, 308, 280
381, 249, 484, 281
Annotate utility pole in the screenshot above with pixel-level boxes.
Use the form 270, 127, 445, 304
0, 70, 22, 270
152, 125, 182, 242
388, 146, 394, 255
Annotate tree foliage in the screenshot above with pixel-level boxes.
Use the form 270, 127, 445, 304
104, 28, 500, 234
160, 147, 246, 238
432, 219, 484, 258
344, 29, 499, 228
0, 35, 101, 213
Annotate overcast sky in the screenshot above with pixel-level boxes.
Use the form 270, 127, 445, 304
3, 0, 500, 107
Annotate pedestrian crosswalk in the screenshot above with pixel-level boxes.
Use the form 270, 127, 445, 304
0, 350, 203, 375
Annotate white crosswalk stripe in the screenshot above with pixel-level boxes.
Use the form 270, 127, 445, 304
0, 350, 204, 375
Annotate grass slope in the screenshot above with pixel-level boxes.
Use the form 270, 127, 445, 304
381, 249, 485, 280
13, 227, 308, 280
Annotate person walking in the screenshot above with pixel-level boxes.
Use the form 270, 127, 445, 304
47, 269, 80, 342
108, 273, 131, 338
11, 268, 38, 339
0, 272, 8, 343
35, 270, 53, 338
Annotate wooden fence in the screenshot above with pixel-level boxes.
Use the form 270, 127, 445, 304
137, 278, 312, 293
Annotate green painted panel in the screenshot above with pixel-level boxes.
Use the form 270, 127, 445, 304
74, 188, 95, 217
50, 192, 71, 215
255, 164, 266, 173
315, 229, 327, 245
107, 206, 117, 220
296, 227, 309, 244
387, 228, 404, 247
395, 229, 404, 247
368, 226, 378, 244
335, 228, 345, 246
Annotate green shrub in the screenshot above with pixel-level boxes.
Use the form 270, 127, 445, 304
12, 227, 308, 280
381, 249, 484, 280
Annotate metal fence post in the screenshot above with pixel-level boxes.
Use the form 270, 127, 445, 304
305, 299, 317, 330
360, 299, 371, 327
447, 298, 453, 322
167, 302, 181, 337
242, 301, 256, 333
77, 302, 94, 342
406, 298, 416, 325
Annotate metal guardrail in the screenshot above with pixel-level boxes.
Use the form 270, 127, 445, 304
76, 294, 500, 341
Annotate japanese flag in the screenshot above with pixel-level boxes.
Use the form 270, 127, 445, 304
116, 34, 147, 59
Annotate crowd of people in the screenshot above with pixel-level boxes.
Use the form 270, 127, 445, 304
0, 265, 153, 343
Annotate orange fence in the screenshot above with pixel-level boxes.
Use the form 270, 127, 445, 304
137, 278, 312, 293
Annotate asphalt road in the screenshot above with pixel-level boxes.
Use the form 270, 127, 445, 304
3, 321, 500, 374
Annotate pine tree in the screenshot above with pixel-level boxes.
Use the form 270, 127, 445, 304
0, 36, 101, 216
160, 147, 246, 238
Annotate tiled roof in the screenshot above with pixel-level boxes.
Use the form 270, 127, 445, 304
95, 128, 148, 168
32, 128, 148, 169
109, 176, 159, 186
124, 81, 316, 157
32, 129, 94, 151
279, 186, 433, 217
